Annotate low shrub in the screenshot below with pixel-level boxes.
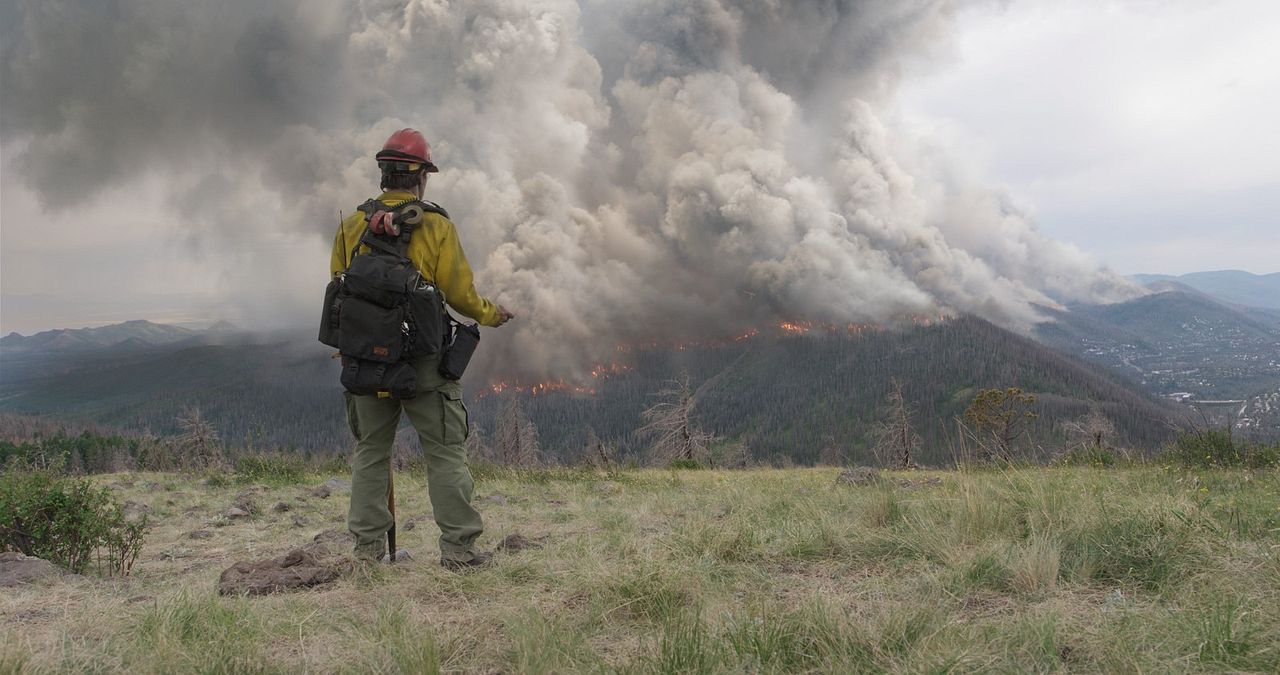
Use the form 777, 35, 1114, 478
1055, 444, 1124, 468
313, 454, 351, 475
1163, 429, 1278, 468
233, 453, 307, 484
0, 467, 146, 575
667, 458, 704, 470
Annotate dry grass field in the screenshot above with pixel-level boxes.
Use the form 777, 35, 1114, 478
2, 464, 1278, 673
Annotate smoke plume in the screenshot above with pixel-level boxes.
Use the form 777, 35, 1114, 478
0, 0, 1141, 382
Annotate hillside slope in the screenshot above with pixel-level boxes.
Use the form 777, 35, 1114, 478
1036, 290, 1280, 438
489, 316, 1177, 464
1, 318, 1177, 463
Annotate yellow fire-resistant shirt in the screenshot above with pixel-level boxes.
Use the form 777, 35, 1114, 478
330, 191, 501, 327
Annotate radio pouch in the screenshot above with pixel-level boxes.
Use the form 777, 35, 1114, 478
439, 319, 480, 381
405, 280, 446, 358
341, 358, 417, 399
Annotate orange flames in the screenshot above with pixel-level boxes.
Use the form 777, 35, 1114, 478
483, 361, 634, 398
773, 314, 950, 336
480, 314, 952, 397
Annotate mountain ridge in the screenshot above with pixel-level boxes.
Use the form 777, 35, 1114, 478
1128, 270, 1280, 310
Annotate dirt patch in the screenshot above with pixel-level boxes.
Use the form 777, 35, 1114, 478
959, 593, 1014, 619
122, 501, 155, 523
496, 533, 546, 552
313, 529, 355, 547
836, 466, 881, 486
217, 542, 353, 596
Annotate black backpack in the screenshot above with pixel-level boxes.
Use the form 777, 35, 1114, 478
319, 199, 448, 399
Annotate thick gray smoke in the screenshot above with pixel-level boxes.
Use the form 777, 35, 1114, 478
1, 0, 1141, 382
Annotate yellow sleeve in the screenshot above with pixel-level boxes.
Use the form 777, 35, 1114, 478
329, 224, 348, 277
433, 218, 500, 327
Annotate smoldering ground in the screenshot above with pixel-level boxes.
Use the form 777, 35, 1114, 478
0, 0, 1140, 383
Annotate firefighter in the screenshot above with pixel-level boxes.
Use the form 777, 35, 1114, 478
330, 128, 514, 569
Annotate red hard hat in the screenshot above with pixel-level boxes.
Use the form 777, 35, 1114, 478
375, 128, 439, 172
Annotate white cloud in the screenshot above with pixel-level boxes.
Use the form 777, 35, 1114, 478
897, 0, 1280, 274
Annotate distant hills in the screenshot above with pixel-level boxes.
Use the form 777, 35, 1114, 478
0, 315, 1181, 464
1, 320, 198, 353
1128, 270, 1280, 310
1036, 285, 1280, 439
0, 319, 243, 354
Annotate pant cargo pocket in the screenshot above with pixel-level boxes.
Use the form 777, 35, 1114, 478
441, 390, 469, 445
343, 391, 361, 440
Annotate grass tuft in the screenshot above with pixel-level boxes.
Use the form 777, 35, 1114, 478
233, 453, 308, 485
4, 465, 1277, 672
131, 593, 270, 673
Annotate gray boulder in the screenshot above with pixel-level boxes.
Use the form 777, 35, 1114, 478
0, 552, 63, 587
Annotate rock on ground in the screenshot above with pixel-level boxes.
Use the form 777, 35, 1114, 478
0, 552, 64, 587
234, 489, 261, 515
381, 548, 412, 563
217, 542, 353, 596
323, 478, 351, 492
836, 466, 881, 486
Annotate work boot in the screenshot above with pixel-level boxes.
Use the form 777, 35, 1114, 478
354, 542, 386, 564
440, 550, 492, 572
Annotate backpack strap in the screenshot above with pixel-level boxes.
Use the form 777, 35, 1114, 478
350, 198, 450, 260
356, 198, 448, 224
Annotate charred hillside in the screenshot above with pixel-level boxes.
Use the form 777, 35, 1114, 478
472, 316, 1178, 464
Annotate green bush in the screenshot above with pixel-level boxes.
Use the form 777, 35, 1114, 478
313, 454, 350, 475
0, 467, 146, 575
233, 453, 307, 484
1163, 429, 1278, 468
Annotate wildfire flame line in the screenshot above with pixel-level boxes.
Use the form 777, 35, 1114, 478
481, 314, 951, 397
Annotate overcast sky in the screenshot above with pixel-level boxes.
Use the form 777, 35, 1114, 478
1, 0, 1276, 337
897, 0, 1280, 277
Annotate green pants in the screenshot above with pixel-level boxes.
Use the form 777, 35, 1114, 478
344, 353, 483, 562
